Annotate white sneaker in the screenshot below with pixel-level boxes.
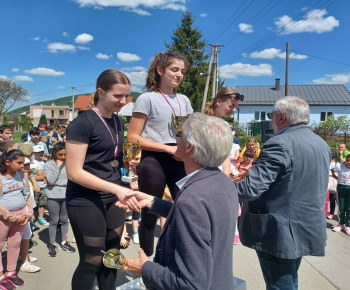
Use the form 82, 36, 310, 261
20, 262, 41, 273
133, 233, 140, 244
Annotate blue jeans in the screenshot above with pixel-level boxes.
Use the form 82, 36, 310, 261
256, 251, 302, 290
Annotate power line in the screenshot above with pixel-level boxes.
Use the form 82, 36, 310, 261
221, 0, 337, 66
290, 50, 350, 67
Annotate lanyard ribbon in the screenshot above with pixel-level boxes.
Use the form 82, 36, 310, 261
93, 109, 119, 157
159, 91, 182, 116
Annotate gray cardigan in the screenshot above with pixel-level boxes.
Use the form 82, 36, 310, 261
44, 160, 67, 199
142, 167, 239, 290
236, 124, 331, 259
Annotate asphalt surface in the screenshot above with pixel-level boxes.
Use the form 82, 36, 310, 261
1, 214, 349, 290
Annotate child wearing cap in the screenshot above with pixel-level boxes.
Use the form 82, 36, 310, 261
31, 145, 49, 226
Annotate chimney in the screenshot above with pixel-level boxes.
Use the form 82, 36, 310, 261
275, 77, 280, 91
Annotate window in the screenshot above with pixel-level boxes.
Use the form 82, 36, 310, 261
254, 111, 266, 121
320, 111, 332, 121
59, 110, 64, 116
51, 110, 54, 118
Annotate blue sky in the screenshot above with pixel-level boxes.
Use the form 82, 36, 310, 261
1, 0, 348, 110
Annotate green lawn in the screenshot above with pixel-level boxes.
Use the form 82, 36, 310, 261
13, 132, 25, 143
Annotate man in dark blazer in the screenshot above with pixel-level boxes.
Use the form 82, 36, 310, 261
235, 96, 331, 289
121, 113, 239, 289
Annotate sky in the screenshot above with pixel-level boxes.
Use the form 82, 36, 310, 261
1, 0, 349, 110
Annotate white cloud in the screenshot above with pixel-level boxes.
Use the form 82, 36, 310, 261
72, 0, 187, 15
13, 75, 34, 82
125, 71, 147, 87
31, 37, 40, 41
238, 23, 254, 33
96, 52, 111, 60
121, 66, 147, 72
75, 33, 94, 44
200, 13, 208, 18
24, 67, 65, 76
47, 42, 76, 53
62, 32, 70, 38
117, 52, 141, 62
219, 63, 273, 78
78, 46, 90, 50
249, 48, 307, 60
275, 9, 339, 35
58, 86, 66, 89
12, 68, 20, 72
0, 75, 8, 80
313, 73, 350, 84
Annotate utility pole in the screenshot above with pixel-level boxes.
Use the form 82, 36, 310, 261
201, 46, 214, 112
200, 44, 225, 112
285, 42, 289, 96
71, 87, 76, 121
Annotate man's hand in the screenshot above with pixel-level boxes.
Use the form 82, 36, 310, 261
232, 171, 249, 182
121, 248, 149, 275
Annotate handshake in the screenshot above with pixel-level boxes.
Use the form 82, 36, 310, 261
115, 190, 155, 213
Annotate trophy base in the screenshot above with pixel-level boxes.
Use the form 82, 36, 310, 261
122, 176, 138, 183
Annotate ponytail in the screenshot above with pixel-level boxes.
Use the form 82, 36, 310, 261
203, 102, 216, 116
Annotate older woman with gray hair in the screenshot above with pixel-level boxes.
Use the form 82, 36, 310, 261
119, 113, 239, 290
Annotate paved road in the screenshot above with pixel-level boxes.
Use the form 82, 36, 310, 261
2, 215, 349, 289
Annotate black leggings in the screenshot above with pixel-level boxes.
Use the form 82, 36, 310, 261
67, 200, 125, 290
138, 149, 186, 256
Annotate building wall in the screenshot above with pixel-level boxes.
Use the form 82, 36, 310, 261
30, 106, 69, 127
236, 105, 350, 125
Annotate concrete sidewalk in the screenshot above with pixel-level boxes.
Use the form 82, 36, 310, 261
4, 217, 349, 289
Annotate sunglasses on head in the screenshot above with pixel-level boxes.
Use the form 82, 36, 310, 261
222, 93, 244, 101
175, 131, 182, 138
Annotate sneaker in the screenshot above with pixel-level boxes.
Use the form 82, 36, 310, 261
234, 235, 240, 245
29, 239, 38, 246
332, 224, 345, 232
125, 213, 132, 221
20, 262, 41, 273
133, 233, 140, 244
0, 276, 16, 290
326, 214, 334, 220
18, 254, 38, 263
38, 218, 49, 226
5, 271, 24, 287
48, 244, 57, 257
30, 223, 39, 232
60, 242, 76, 253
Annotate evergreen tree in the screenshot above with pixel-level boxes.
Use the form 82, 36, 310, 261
166, 11, 218, 112
39, 114, 47, 126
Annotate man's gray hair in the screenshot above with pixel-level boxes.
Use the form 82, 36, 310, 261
182, 113, 233, 167
274, 96, 310, 125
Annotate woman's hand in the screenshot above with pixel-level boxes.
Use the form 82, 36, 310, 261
165, 145, 177, 156
115, 190, 154, 211
56, 159, 64, 167
19, 212, 31, 225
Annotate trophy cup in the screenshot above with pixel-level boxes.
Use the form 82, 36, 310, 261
101, 249, 127, 269
122, 141, 140, 183
171, 114, 189, 134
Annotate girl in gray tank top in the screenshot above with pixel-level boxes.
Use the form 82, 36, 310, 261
127, 50, 193, 258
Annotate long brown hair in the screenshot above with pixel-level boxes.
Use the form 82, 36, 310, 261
204, 87, 238, 116
78, 69, 130, 115
145, 50, 187, 93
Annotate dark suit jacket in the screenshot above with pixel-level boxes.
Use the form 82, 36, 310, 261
142, 167, 239, 289
236, 124, 331, 259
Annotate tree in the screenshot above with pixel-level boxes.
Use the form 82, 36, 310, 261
310, 115, 350, 137
165, 11, 223, 112
39, 114, 48, 126
0, 79, 29, 118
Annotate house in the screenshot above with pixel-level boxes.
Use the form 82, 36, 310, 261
30, 104, 70, 127
74, 94, 134, 122
235, 79, 350, 125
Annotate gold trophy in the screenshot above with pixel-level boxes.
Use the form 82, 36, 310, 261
122, 141, 140, 183
171, 114, 189, 134
101, 249, 127, 269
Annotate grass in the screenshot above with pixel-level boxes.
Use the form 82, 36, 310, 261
13, 132, 25, 143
